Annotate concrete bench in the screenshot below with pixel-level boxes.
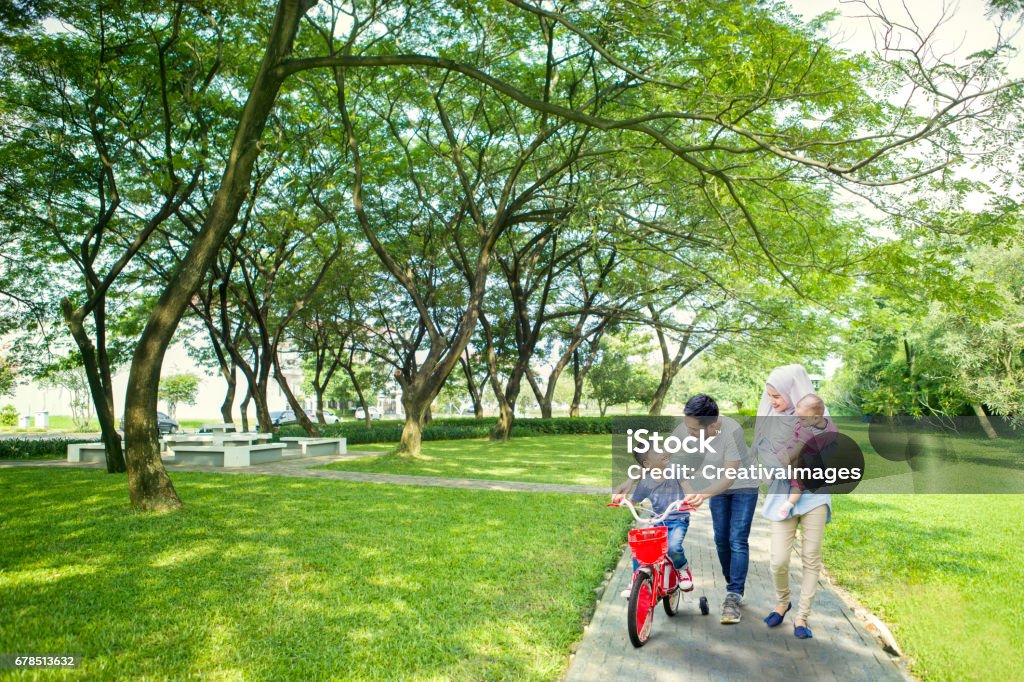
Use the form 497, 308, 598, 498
164, 435, 214, 455
164, 434, 271, 453
67, 443, 106, 463
172, 443, 286, 467
212, 435, 264, 447
199, 423, 238, 434
280, 437, 347, 457
225, 433, 273, 444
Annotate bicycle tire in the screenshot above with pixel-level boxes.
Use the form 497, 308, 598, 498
627, 570, 655, 647
663, 574, 682, 617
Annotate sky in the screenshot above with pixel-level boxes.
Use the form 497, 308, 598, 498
784, 0, 1024, 215
787, 0, 1024, 76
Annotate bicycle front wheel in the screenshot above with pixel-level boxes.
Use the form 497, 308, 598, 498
663, 578, 682, 617
627, 570, 655, 647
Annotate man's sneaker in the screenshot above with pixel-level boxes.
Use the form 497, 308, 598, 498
721, 592, 742, 624
677, 567, 694, 592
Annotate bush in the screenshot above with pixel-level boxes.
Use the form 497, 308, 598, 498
0, 404, 18, 427
0, 437, 98, 460
609, 415, 678, 434
277, 416, 614, 444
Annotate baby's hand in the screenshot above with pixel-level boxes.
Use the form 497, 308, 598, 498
776, 501, 794, 520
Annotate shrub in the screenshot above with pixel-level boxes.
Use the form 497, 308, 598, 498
277, 416, 614, 444
0, 404, 18, 427
610, 415, 679, 434
0, 437, 98, 460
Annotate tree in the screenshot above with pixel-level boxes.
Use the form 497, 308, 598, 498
123, 0, 316, 509
38, 355, 93, 430
587, 333, 660, 416
4, 0, 1015, 509
829, 239, 1024, 424
0, 355, 14, 396
158, 373, 200, 419
0, 2, 229, 472
0, 404, 17, 427
938, 245, 1024, 421
525, 243, 622, 419
678, 343, 809, 413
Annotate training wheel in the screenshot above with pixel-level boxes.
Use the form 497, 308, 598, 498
699, 596, 709, 615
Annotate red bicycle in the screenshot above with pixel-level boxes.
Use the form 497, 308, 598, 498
608, 497, 710, 647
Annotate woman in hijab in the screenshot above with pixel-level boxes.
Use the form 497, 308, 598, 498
753, 364, 830, 640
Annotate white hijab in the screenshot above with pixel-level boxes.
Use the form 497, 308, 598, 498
757, 364, 818, 418
754, 364, 821, 463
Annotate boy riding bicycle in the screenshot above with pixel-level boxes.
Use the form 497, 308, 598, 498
615, 448, 694, 597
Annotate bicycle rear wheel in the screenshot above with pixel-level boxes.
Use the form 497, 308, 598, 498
627, 570, 655, 647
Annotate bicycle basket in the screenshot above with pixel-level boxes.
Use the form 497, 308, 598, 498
628, 526, 668, 564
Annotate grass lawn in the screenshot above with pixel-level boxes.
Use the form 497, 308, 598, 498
0, 468, 628, 680
324, 435, 613, 487
827, 495, 1024, 681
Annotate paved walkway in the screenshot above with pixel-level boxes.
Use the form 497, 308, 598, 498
565, 510, 910, 682
0, 452, 606, 495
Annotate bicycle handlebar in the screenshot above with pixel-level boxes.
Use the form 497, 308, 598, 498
607, 497, 698, 524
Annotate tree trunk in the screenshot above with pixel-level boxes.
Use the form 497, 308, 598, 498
273, 351, 319, 437
570, 350, 585, 416
343, 365, 372, 429
398, 391, 430, 456
220, 361, 237, 425
315, 389, 326, 424
61, 299, 126, 473
240, 383, 252, 432
492, 400, 515, 441
647, 316, 712, 416
526, 369, 552, 419
252, 386, 273, 433
972, 404, 999, 439
649, 366, 679, 416
460, 354, 484, 419
569, 333, 606, 417
122, 0, 312, 510
237, 356, 275, 433
490, 368, 526, 441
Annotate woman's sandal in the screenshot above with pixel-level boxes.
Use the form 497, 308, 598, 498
764, 602, 791, 627
794, 624, 814, 639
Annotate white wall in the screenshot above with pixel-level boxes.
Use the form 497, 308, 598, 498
7, 343, 301, 422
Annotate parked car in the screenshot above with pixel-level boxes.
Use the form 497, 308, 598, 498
119, 411, 180, 434
353, 406, 382, 420
157, 412, 180, 434
271, 408, 340, 427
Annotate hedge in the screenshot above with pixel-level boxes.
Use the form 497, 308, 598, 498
0, 437, 98, 460
277, 416, 615, 444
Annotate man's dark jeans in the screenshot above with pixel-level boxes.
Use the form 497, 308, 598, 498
708, 489, 758, 596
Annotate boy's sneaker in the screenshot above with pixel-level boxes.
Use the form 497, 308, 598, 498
677, 567, 694, 592
721, 592, 742, 624
621, 574, 635, 599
